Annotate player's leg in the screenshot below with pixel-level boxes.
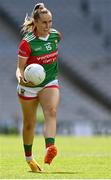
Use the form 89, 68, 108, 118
18, 97, 42, 172
38, 87, 60, 164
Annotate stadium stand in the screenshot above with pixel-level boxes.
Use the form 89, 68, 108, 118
0, 17, 21, 133
0, 0, 111, 135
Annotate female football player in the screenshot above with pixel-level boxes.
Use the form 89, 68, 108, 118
16, 3, 61, 172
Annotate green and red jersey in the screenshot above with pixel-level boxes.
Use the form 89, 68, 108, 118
18, 28, 61, 87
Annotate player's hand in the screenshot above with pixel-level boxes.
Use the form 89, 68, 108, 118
19, 77, 36, 87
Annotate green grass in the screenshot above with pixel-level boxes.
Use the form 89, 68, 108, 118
0, 135, 111, 179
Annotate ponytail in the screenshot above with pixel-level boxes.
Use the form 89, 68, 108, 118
21, 3, 50, 34
21, 14, 34, 34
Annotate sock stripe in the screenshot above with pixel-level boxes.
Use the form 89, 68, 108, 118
45, 138, 55, 148
24, 144, 32, 157
25, 151, 32, 156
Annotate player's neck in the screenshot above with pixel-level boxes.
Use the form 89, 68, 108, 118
34, 30, 50, 38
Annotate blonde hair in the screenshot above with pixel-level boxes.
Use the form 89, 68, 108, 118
22, 3, 51, 33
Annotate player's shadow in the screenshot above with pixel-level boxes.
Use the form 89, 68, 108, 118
43, 171, 79, 174
29, 171, 80, 174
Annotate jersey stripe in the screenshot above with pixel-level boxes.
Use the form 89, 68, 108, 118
24, 34, 36, 42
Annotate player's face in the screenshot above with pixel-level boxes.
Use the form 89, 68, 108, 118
35, 12, 52, 37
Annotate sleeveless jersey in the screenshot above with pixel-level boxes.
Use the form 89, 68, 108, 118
18, 28, 61, 87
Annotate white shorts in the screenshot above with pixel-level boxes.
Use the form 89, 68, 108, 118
17, 79, 59, 100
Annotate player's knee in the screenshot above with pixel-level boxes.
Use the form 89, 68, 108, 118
23, 120, 36, 131
45, 107, 57, 117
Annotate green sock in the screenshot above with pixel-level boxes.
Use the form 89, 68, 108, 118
45, 138, 55, 148
24, 144, 32, 157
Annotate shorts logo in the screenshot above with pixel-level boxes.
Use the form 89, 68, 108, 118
20, 88, 25, 95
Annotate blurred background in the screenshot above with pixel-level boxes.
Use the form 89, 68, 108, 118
0, 0, 111, 136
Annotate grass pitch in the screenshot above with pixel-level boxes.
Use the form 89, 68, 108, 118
0, 135, 111, 179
